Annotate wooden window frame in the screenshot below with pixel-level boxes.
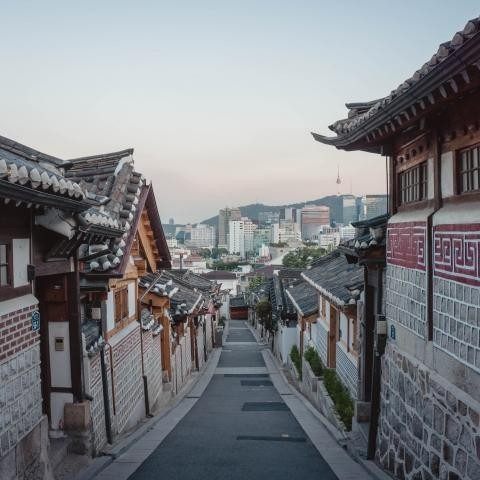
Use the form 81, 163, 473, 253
0, 237, 30, 302
398, 161, 428, 206
114, 286, 129, 324
456, 143, 480, 195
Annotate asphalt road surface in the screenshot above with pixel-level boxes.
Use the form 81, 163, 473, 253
128, 320, 338, 480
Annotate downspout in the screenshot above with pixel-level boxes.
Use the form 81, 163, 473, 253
99, 345, 113, 444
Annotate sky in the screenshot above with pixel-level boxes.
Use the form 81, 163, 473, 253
1, 1, 479, 223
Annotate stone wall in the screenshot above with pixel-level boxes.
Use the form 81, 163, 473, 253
110, 324, 144, 435
377, 342, 480, 480
336, 343, 358, 399
433, 275, 480, 372
87, 345, 113, 455
0, 297, 43, 461
141, 330, 163, 410
386, 264, 427, 338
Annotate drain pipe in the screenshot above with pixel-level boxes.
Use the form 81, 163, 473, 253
99, 345, 113, 445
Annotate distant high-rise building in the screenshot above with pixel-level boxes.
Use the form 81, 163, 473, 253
300, 205, 330, 241
365, 194, 388, 219
228, 218, 257, 258
218, 207, 241, 248
258, 211, 280, 225
185, 224, 216, 248
329, 195, 357, 226
169, 217, 174, 225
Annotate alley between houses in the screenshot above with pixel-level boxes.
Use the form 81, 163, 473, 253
90, 320, 371, 480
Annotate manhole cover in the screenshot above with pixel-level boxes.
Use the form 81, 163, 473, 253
237, 435, 306, 443
242, 402, 289, 411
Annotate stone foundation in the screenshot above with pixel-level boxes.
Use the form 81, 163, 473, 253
377, 342, 480, 479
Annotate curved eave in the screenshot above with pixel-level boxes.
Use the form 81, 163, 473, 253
0, 179, 89, 212
311, 30, 480, 153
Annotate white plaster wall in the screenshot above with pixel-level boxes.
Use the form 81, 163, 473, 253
427, 157, 435, 200
433, 200, 480, 225
441, 151, 454, 198
280, 325, 297, 364
105, 291, 114, 332
48, 321, 71, 388
128, 281, 136, 318
339, 312, 348, 344
12, 238, 30, 288
325, 301, 331, 327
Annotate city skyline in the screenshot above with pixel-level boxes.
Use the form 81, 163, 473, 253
2, 2, 479, 223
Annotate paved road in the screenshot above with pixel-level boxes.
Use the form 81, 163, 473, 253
129, 321, 337, 480
92, 320, 372, 480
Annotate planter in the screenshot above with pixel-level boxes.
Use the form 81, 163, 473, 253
316, 377, 349, 433
287, 356, 301, 382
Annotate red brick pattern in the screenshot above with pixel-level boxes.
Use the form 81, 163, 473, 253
386, 222, 427, 271
0, 304, 39, 363
434, 224, 480, 286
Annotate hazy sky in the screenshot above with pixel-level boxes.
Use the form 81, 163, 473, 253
1, 1, 479, 223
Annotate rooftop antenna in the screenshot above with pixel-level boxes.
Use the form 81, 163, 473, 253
336, 164, 342, 195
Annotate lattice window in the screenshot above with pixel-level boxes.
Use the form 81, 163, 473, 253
399, 162, 427, 204
458, 145, 480, 193
0, 244, 10, 287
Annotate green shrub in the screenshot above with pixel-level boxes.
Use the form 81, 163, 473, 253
323, 369, 354, 431
290, 345, 302, 378
304, 347, 323, 377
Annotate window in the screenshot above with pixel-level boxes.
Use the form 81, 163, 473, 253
114, 287, 129, 323
458, 145, 480, 193
399, 162, 427, 204
0, 244, 9, 286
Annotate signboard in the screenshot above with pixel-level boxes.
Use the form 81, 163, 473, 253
31, 310, 40, 332
390, 324, 396, 340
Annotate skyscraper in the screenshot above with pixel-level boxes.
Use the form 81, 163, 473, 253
300, 205, 330, 241
218, 207, 241, 248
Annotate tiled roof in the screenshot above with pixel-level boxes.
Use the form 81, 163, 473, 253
0, 135, 85, 201
302, 251, 363, 306
201, 271, 237, 280
312, 17, 480, 150
230, 295, 247, 308
285, 281, 318, 317
66, 150, 148, 273
139, 270, 204, 315
341, 214, 388, 251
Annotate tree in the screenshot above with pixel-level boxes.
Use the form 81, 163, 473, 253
255, 299, 273, 332
199, 248, 212, 259
282, 246, 327, 268
247, 276, 264, 292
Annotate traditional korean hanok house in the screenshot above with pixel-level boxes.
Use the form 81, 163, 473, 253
139, 270, 205, 395
311, 16, 480, 478
337, 214, 387, 456
0, 136, 122, 476
229, 295, 248, 320
284, 280, 319, 358
302, 252, 363, 400
65, 150, 171, 453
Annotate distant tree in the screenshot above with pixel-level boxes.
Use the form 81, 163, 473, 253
255, 299, 273, 332
212, 260, 239, 271
282, 246, 327, 268
247, 276, 264, 292
211, 247, 228, 259
199, 248, 212, 259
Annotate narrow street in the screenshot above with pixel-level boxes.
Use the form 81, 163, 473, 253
92, 320, 372, 480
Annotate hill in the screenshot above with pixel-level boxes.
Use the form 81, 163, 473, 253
201, 196, 342, 226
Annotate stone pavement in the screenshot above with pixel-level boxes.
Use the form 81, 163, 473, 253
89, 320, 374, 480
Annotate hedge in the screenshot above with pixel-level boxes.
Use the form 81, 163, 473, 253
304, 346, 323, 377
323, 368, 354, 431
290, 345, 302, 378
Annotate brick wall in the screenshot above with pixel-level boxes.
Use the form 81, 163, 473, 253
377, 343, 480, 480
0, 302, 42, 458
